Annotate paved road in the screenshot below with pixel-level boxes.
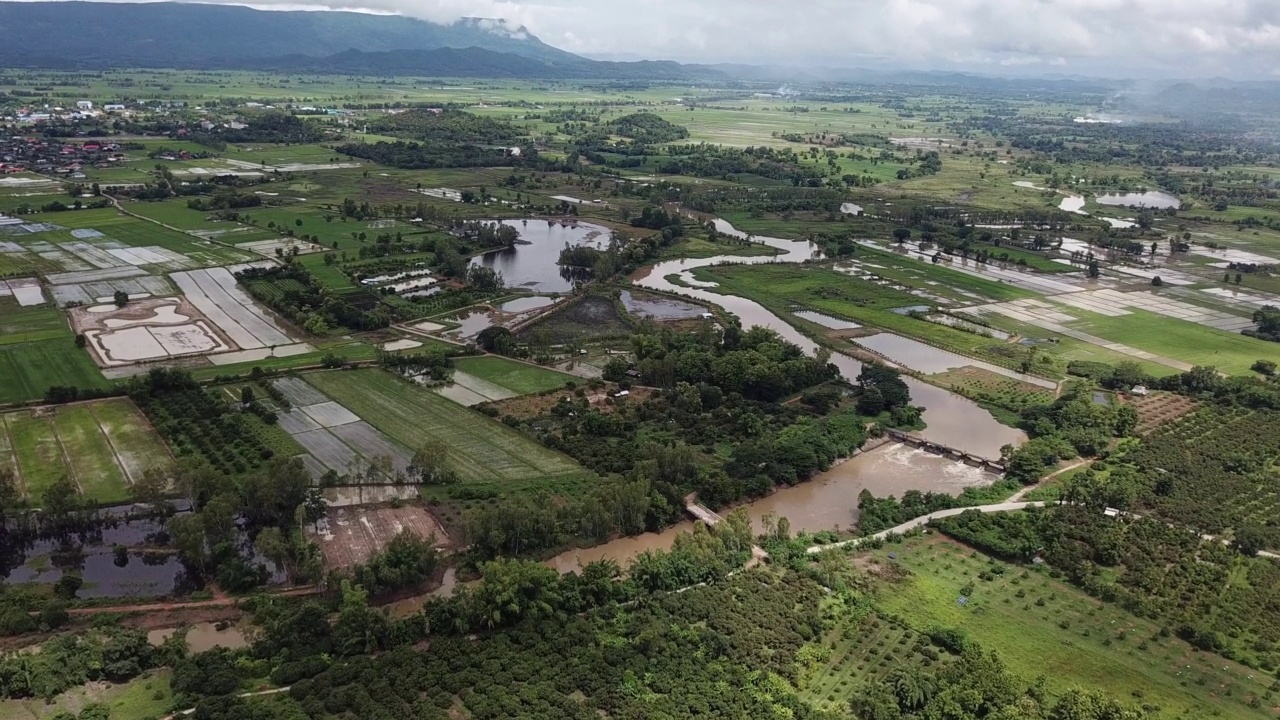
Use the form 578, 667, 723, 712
805, 501, 1048, 554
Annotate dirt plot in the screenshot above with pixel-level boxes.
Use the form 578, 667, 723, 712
1128, 392, 1200, 434
309, 503, 450, 571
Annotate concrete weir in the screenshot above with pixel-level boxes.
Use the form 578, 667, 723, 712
884, 429, 1006, 474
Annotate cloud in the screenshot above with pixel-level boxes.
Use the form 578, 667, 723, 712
16, 0, 1280, 77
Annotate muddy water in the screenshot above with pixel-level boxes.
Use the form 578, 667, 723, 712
384, 567, 461, 617
631, 216, 1025, 458
545, 443, 995, 573
148, 622, 248, 652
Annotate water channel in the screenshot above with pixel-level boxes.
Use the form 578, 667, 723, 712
546, 443, 996, 573
631, 216, 1026, 457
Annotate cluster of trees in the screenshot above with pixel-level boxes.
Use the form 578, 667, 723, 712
516, 326, 865, 512
365, 108, 521, 145
186, 520, 799, 719
1002, 384, 1138, 484
1244, 305, 1280, 343
347, 529, 439, 599
650, 143, 829, 185
605, 112, 690, 144
237, 262, 393, 333
0, 627, 159, 699
336, 140, 527, 170
186, 188, 263, 211
128, 368, 279, 478
853, 644, 1151, 720
190, 112, 325, 149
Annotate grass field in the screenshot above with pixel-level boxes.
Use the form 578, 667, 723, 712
0, 338, 110, 405
1064, 307, 1280, 375
453, 356, 574, 395
862, 534, 1273, 719
304, 369, 590, 486
0, 399, 170, 504
0, 299, 69, 345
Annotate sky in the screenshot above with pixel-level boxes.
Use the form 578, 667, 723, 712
15, 0, 1280, 78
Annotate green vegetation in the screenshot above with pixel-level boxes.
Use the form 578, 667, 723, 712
866, 534, 1273, 718
452, 355, 573, 395
305, 368, 587, 485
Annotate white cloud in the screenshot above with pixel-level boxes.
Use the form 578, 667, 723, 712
15, 0, 1280, 77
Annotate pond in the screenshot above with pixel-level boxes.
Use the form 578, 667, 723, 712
546, 443, 997, 573
469, 219, 610, 292
1095, 191, 1180, 210
149, 622, 249, 653
631, 214, 1027, 459
442, 309, 495, 340
1059, 195, 1087, 214
619, 290, 706, 320
793, 310, 861, 330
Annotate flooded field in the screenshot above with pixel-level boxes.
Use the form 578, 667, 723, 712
469, 219, 609, 292
926, 313, 1010, 339
852, 332, 1056, 389
3, 517, 196, 599
793, 310, 861, 330
620, 290, 705, 320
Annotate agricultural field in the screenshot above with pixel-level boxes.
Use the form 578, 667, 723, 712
0, 297, 109, 405
267, 375, 416, 479
802, 611, 944, 713
308, 503, 451, 571
452, 356, 573, 395
304, 369, 590, 486
0, 398, 170, 504
861, 534, 1274, 719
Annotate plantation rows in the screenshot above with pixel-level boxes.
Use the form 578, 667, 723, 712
134, 386, 277, 477
1128, 405, 1280, 542
803, 613, 943, 710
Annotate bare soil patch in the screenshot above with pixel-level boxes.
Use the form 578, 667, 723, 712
308, 502, 452, 571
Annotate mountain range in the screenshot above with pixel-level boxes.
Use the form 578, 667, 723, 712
0, 2, 605, 74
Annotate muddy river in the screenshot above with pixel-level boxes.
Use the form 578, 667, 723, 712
631, 216, 1026, 458
546, 442, 996, 573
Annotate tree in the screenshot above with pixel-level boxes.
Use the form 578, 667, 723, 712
409, 439, 453, 485
240, 386, 255, 406
254, 526, 290, 574
893, 228, 911, 244
1234, 525, 1267, 557
42, 475, 80, 517
112, 290, 129, 308
168, 513, 207, 571
1087, 259, 1100, 278
1252, 359, 1277, 376
1151, 275, 1163, 287
134, 465, 171, 511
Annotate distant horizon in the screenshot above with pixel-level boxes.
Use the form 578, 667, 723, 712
3, 0, 1279, 82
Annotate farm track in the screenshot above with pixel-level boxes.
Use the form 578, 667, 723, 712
88, 402, 136, 487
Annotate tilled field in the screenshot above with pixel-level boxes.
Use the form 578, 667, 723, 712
309, 503, 451, 570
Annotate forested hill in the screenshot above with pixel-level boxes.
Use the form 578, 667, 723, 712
0, 2, 577, 68
260, 48, 716, 81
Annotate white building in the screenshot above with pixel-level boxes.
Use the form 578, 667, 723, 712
76, 100, 93, 111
